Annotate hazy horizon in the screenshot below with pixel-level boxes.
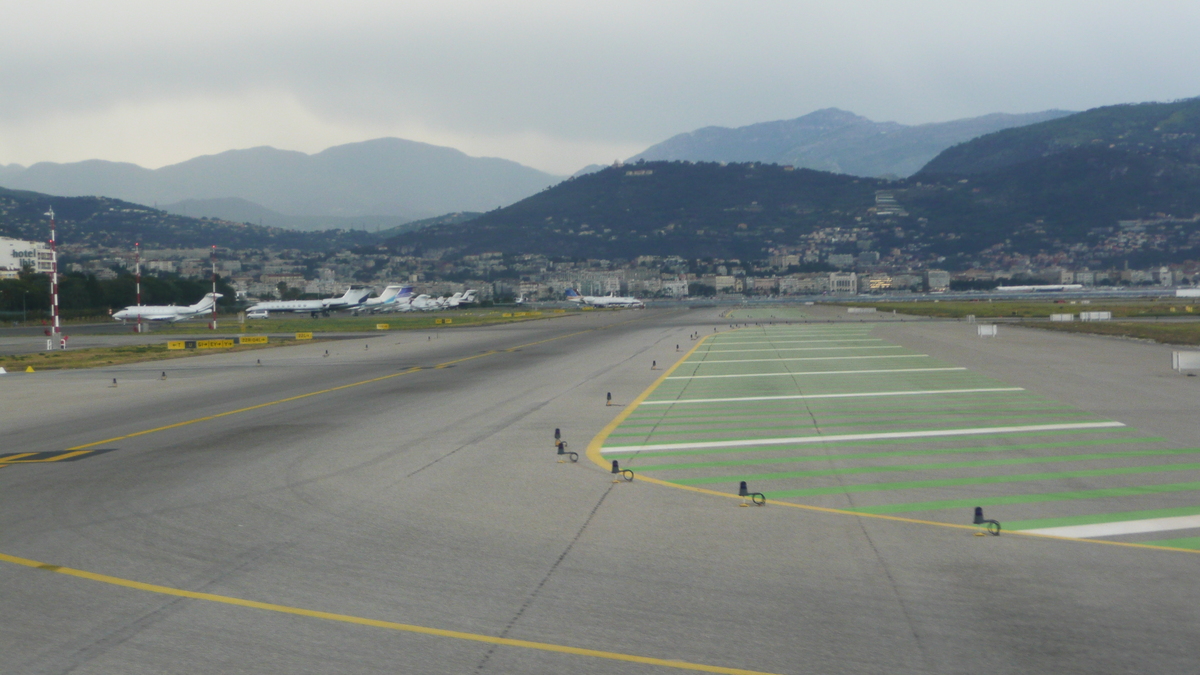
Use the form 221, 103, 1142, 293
4, 1, 1200, 175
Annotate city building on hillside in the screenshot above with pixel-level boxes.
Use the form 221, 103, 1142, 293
0, 236, 52, 279
865, 274, 892, 291
662, 280, 689, 297
752, 277, 779, 293
829, 272, 858, 294
828, 254, 855, 268
924, 269, 950, 292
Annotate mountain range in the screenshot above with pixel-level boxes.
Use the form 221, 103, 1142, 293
0, 139, 563, 231
629, 108, 1073, 177
385, 97, 1200, 268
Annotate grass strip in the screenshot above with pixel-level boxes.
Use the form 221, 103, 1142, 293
0, 339, 317, 371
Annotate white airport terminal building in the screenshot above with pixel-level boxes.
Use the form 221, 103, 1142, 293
0, 236, 52, 279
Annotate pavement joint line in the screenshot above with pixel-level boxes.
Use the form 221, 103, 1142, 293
665, 367, 968, 380
0, 552, 781, 675
638, 388, 1027, 406
584, 330, 1200, 556
62, 317, 653, 452
601, 422, 1126, 453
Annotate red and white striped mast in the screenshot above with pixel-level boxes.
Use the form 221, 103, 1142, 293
135, 242, 143, 333
210, 245, 218, 330
45, 207, 63, 349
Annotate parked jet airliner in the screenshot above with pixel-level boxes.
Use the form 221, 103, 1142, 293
244, 287, 372, 318
113, 293, 222, 323
565, 288, 644, 308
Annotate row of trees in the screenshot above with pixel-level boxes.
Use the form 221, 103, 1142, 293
0, 271, 237, 321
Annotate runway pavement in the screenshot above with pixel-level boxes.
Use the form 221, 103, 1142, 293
3, 306, 1200, 674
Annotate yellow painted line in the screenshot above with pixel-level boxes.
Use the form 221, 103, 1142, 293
0, 451, 92, 464
586, 329, 1200, 557
66, 314, 662, 452
0, 551, 781, 675
0, 453, 37, 464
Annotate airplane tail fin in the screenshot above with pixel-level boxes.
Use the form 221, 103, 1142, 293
190, 293, 222, 312
377, 285, 403, 302
565, 289, 583, 302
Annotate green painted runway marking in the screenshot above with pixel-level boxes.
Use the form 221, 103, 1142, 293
602, 324, 1200, 545
628, 428, 1144, 459
661, 450, 1200, 485
1003, 504, 1200, 530
607, 411, 1096, 438
1140, 536, 1200, 549
845, 481, 1200, 514
763, 463, 1200, 499
628, 439, 1177, 472
623, 405, 1077, 425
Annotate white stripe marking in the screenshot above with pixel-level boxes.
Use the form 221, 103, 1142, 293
702, 346, 903, 353
1023, 515, 1200, 539
702, 339, 883, 346
640, 387, 1025, 405
688, 355, 928, 364
600, 422, 1125, 453
666, 367, 966, 379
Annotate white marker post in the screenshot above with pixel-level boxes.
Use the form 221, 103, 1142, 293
45, 207, 64, 350
209, 245, 218, 330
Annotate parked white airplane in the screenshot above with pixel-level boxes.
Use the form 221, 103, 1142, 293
244, 287, 372, 317
446, 289, 478, 307
565, 288, 645, 308
354, 285, 413, 314
407, 294, 443, 311
113, 293, 222, 323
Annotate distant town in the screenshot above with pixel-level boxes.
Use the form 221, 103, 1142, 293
3, 219, 1194, 308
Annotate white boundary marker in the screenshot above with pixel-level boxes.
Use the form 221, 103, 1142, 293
601, 421, 1126, 453
1022, 515, 1200, 538
700, 339, 883, 346
689, 355, 928, 364
640, 387, 1026, 406
666, 367, 966, 379
702, 346, 903, 353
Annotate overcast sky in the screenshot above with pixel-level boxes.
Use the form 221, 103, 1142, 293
3, 0, 1199, 175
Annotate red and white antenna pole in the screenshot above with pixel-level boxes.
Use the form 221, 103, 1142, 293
210, 245, 218, 330
135, 242, 143, 333
45, 207, 63, 350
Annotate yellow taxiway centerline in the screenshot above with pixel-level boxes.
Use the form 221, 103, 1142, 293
0, 551, 781, 675
65, 314, 659, 453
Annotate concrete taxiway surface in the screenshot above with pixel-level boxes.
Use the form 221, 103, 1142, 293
3, 306, 1200, 674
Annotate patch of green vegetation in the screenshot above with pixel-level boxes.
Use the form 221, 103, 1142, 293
142, 308, 580, 334
0, 339, 315, 371
842, 299, 1195, 320
1029, 321, 1200, 346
